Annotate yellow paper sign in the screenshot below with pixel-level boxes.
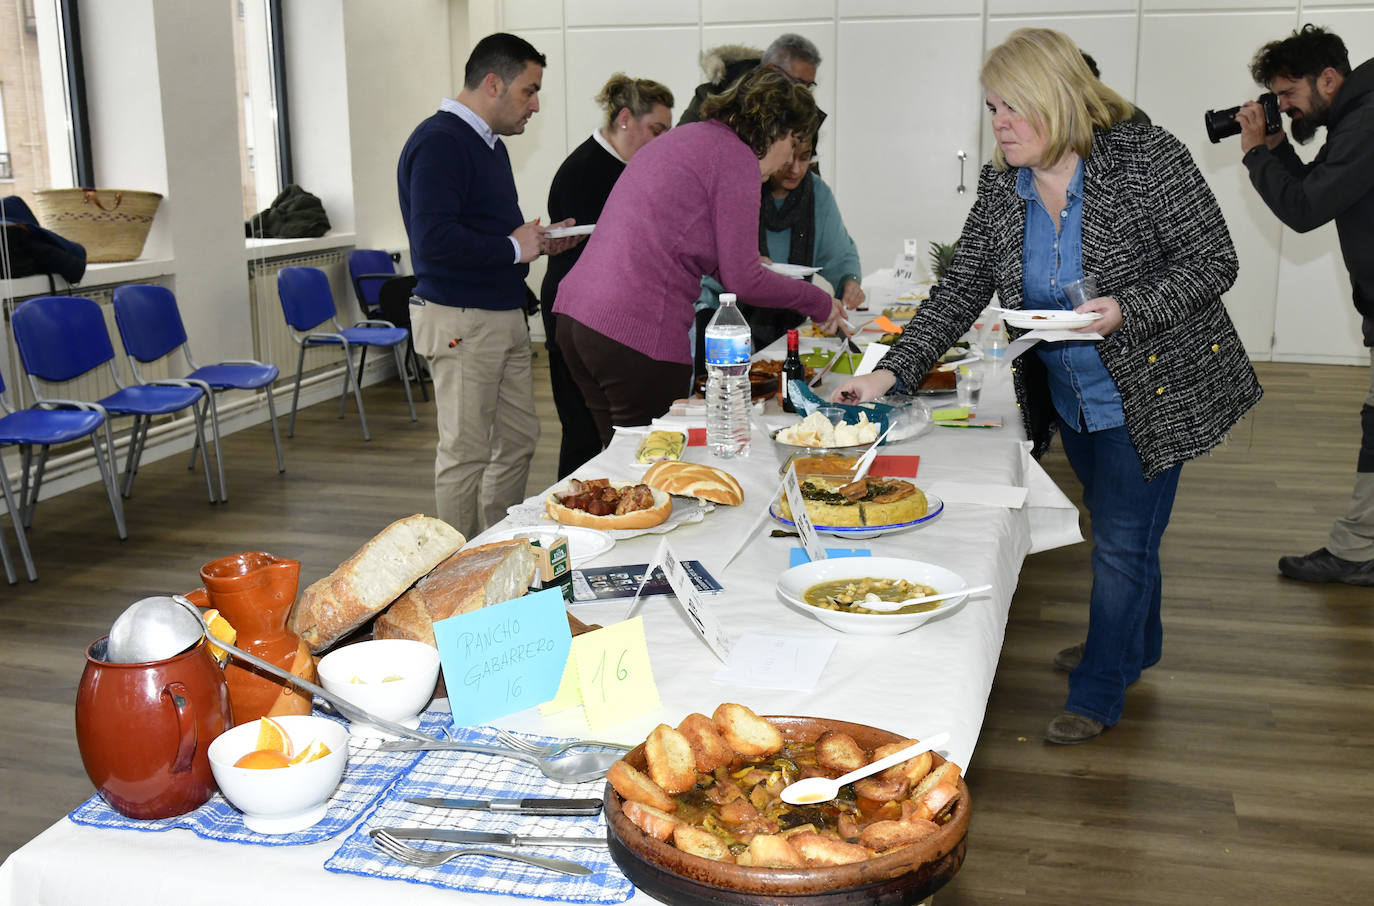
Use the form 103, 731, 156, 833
538, 617, 660, 731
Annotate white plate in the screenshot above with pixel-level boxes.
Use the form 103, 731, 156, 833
769, 493, 944, 539
476, 524, 614, 567
775, 556, 970, 635
1000, 309, 1102, 331
766, 262, 823, 279
544, 224, 595, 238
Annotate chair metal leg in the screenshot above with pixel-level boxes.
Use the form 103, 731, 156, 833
189, 401, 216, 504
186, 431, 200, 471
393, 344, 417, 422
288, 345, 307, 438
18, 444, 35, 527
0, 459, 34, 582
94, 423, 128, 540
410, 340, 429, 402
24, 446, 50, 529
199, 392, 228, 502
340, 341, 370, 441
337, 349, 352, 419
264, 386, 285, 472
122, 416, 151, 499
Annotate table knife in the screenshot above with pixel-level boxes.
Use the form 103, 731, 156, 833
379, 827, 609, 847
405, 797, 603, 816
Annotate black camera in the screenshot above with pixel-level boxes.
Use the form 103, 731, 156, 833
1204, 92, 1281, 143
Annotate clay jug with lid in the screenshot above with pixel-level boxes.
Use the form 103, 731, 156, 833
75, 636, 232, 819
198, 552, 315, 723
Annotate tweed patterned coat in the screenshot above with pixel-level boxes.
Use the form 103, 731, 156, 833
881, 122, 1262, 481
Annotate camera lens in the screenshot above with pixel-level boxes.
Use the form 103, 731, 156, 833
1204, 105, 1243, 144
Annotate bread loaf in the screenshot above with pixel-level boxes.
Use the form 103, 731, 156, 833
373, 539, 536, 646
642, 461, 743, 505
290, 514, 466, 653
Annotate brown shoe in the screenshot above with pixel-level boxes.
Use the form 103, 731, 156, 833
1053, 642, 1085, 672
1044, 711, 1105, 745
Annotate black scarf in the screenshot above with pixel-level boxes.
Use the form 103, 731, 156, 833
759, 171, 815, 272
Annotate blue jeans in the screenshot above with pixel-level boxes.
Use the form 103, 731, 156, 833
1058, 421, 1181, 726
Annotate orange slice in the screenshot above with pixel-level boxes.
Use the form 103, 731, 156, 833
254, 716, 293, 758
234, 749, 291, 769
202, 608, 236, 665
288, 739, 332, 765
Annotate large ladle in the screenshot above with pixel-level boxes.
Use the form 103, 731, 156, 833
110, 594, 439, 744
779, 731, 951, 805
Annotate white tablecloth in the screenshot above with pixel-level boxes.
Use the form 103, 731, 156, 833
0, 362, 1080, 906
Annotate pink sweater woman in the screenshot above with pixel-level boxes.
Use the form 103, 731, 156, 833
554, 67, 841, 444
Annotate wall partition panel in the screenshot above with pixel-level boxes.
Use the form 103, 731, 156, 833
502, 0, 564, 32
835, 16, 983, 276
1269, 7, 1374, 363
562, 27, 701, 146
564, 0, 697, 28
704, 0, 837, 21
506, 27, 567, 303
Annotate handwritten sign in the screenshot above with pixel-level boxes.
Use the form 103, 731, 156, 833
783, 463, 826, 564
540, 617, 661, 732
432, 587, 571, 727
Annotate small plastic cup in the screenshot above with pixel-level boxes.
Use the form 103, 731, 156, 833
1062, 275, 1100, 308
814, 405, 847, 426
956, 366, 983, 409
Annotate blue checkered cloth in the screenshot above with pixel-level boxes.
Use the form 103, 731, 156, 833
324, 725, 633, 903
67, 708, 450, 845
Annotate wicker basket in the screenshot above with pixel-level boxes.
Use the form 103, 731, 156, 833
33, 188, 163, 263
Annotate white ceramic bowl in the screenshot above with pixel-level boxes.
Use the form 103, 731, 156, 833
776, 556, 971, 635
316, 638, 440, 737
208, 714, 349, 834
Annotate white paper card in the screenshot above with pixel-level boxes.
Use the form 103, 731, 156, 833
782, 464, 826, 563
713, 633, 837, 691
722, 471, 789, 571
630, 538, 732, 663
924, 480, 1029, 509
853, 341, 890, 377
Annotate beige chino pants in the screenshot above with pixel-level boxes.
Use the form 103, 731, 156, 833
409, 300, 538, 538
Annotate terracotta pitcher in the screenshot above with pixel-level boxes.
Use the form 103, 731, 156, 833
75, 636, 232, 819
198, 552, 315, 723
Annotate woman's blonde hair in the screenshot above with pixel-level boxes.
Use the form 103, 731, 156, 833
981, 28, 1136, 170
596, 73, 674, 131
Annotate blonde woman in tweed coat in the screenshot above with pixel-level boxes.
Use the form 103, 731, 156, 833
834, 28, 1262, 744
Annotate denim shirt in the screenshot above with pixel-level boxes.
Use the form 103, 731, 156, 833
1017, 161, 1124, 432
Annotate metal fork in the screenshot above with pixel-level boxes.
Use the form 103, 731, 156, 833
492, 729, 632, 758
371, 830, 592, 876
375, 738, 620, 784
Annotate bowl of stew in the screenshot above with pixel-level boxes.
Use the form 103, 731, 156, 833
775, 557, 971, 635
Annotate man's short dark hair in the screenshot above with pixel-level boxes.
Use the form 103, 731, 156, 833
1251, 24, 1351, 86
463, 33, 546, 91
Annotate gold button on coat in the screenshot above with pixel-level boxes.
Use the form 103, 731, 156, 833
1211, 343, 1220, 353
1156, 387, 1165, 395
1147, 354, 1157, 364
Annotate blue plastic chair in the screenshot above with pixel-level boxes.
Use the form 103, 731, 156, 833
276, 266, 416, 441
348, 249, 428, 402
0, 367, 126, 583
11, 295, 218, 504
113, 284, 284, 501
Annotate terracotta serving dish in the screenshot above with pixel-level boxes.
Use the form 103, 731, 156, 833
604, 715, 970, 906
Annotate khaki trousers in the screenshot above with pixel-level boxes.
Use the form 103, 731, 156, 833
1327, 346, 1374, 560
409, 301, 538, 538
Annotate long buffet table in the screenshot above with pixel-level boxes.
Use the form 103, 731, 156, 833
0, 352, 1080, 906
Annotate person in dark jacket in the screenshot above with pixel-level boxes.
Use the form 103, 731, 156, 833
1239, 25, 1374, 586
678, 33, 822, 126
833, 28, 1262, 745
541, 73, 674, 477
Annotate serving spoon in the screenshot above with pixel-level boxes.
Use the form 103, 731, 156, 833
780, 732, 951, 805
106, 594, 439, 743
855, 584, 992, 613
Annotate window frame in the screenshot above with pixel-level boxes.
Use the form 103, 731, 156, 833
59, 0, 94, 186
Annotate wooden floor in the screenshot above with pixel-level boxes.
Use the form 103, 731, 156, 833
2, 354, 1372, 902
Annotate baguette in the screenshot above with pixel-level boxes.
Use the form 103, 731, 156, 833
290, 514, 466, 653
545, 480, 671, 530
373, 539, 536, 646
643, 461, 744, 506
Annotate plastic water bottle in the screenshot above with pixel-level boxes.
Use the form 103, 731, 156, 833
983, 321, 1007, 371
704, 292, 752, 458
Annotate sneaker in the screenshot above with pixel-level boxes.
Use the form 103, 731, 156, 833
1044, 711, 1105, 745
1277, 548, 1374, 586
1053, 642, 1084, 672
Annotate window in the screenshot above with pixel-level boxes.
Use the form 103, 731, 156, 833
0, 0, 90, 206
233, 0, 292, 223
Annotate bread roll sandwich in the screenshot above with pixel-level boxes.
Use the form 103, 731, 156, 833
373, 539, 537, 646
643, 461, 743, 506
290, 514, 466, 653
545, 478, 671, 530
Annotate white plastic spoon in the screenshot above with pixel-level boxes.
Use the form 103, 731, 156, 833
849, 424, 896, 482
780, 732, 952, 805
856, 584, 992, 613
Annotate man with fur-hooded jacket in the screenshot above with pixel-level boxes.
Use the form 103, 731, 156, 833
678, 33, 825, 126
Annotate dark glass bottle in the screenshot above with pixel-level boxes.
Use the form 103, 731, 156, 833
781, 329, 804, 413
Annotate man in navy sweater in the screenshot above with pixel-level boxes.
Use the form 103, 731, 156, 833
398, 33, 576, 536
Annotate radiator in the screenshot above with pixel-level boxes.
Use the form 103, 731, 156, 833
247, 249, 357, 378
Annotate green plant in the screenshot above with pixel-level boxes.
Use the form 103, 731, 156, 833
929, 240, 958, 282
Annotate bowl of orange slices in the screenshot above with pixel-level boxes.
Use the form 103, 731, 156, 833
208, 715, 348, 834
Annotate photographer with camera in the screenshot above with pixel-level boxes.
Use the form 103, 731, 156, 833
1237, 24, 1374, 585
